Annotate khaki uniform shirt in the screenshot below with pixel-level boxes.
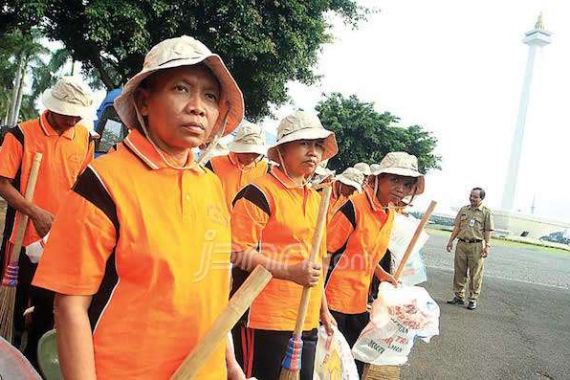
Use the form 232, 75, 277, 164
455, 204, 494, 241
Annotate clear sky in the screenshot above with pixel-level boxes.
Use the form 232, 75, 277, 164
261, 0, 570, 222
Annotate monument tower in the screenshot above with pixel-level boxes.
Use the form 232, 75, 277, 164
501, 14, 551, 211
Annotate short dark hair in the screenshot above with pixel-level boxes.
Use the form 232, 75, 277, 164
472, 187, 485, 200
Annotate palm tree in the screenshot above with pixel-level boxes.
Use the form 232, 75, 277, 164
0, 28, 48, 126
30, 47, 73, 101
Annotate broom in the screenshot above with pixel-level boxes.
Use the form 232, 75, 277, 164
279, 185, 333, 380
171, 265, 272, 379
363, 200, 437, 380
0, 152, 43, 343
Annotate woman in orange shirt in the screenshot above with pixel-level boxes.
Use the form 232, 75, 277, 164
231, 111, 337, 380
325, 152, 425, 375
33, 36, 246, 379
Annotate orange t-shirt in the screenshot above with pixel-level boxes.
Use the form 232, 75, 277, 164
325, 188, 394, 314
33, 130, 230, 379
206, 152, 269, 210
231, 167, 325, 331
0, 111, 93, 245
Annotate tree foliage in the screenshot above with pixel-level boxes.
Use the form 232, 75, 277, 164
316, 93, 441, 173
40, 0, 368, 120
0, 0, 47, 36
0, 28, 49, 124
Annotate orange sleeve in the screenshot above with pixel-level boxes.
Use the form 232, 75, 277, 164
32, 190, 117, 295
327, 205, 355, 253
0, 132, 23, 180
231, 185, 270, 252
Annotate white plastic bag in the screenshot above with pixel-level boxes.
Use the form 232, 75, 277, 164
389, 214, 429, 285
25, 233, 49, 264
314, 326, 359, 380
352, 283, 440, 366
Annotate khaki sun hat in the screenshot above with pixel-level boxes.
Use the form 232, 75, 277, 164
227, 120, 266, 155
370, 163, 381, 173
41, 76, 93, 117
336, 167, 364, 192
353, 162, 371, 176
371, 152, 425, 195
267, 111, 337, 163
315, 159, 334, 177
114, 35, 244, 139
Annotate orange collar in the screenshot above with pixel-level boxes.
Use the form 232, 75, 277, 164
270, 166, 309, 190
363, 185, 388, 219
123, 129, 204, 172
39, 111, 76, 140
228, 152, 262, 171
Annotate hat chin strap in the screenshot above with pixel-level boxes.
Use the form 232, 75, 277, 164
133, 101, 196, 170
133, 100, 231, 169
196, 101, 231, 166
276, 148, 311, 188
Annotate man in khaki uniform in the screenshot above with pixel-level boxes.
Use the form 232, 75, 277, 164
446, 187, 494, 310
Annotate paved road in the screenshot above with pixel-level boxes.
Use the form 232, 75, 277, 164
399, 232, 570, 380
422, 231, 570, 290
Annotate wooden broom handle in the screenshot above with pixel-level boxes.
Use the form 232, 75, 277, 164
9, 152, 43, 262
364, 201, 437, 380
171, 265, 272, 380
292, 185, 332, 336
393, 200, 437, 281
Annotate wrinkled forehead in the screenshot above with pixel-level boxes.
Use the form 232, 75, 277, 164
140, 64, 221, 92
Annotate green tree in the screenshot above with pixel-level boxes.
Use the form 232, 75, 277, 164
0, 28, 49, 125
41, 0, 369, 120
316, 93, 441, 173
0, 0, 47, 37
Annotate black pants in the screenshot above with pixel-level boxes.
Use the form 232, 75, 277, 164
230, 267, 251, 369
331, 310, 369, 376
231, 322, 247, 370
246, 328, 318, 380
14, 252, 55, 368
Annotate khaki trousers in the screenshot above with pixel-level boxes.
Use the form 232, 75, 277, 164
453, 241, 485, 302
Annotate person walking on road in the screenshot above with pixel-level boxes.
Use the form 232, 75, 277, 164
446, 187, 494, 310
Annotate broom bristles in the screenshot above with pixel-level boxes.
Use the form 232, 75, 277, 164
279, 336, 302, 380
0, 285, 17, 343
279, 367, 300, 380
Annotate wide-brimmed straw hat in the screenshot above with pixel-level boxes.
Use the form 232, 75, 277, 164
353, 162, 371, 176
371, 152, 425, 195
227, 120, 266, 155
336, 167, 364, 192
41, 76, 93, 117
114, 35, 244, 139
267, 111, 337, 163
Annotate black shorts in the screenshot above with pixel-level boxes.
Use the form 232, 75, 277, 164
242, 328, 318, 380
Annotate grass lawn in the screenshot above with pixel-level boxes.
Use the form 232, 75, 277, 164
426, 226, 570, 256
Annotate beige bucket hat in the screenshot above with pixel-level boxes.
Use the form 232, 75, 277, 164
371, 152, 425, 195
315, 159, 334, 177
41, 76, 93, 117
114, 35, 244, 139
267, 111, 337, 163
353, 162, 371, 176
227, 120, 266, 155
336, 167, 364, 192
